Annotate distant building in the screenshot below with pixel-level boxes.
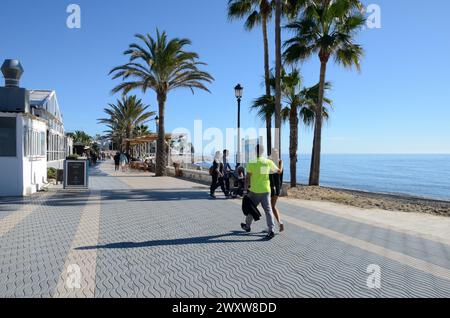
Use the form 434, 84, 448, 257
0, 59, 72, 196
244, 137, 264, 164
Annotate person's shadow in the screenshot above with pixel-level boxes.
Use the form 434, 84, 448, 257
76, 231, 267, 251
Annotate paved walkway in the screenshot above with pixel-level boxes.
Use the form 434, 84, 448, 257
1, 162, 450, 298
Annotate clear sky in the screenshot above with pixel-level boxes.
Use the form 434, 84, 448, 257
1, 0, 449, 154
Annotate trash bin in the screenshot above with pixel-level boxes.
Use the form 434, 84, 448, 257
56, 169, 64, 184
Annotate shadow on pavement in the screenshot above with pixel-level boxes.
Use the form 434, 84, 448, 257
76, 231, 267, 250
89, 165, 110, 177
101, 189, 231, 202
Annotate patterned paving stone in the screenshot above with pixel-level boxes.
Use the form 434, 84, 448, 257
0, 161, 449, 298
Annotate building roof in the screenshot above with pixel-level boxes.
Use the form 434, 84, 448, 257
29, 90, 63, 122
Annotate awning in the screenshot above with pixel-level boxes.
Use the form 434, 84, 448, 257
125, 133, 184, 146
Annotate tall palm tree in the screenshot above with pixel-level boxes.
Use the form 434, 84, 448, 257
284, 0, 365, 185
98, 95, 154, 154
280, 70, 332, 187
274, 0, 283, 155
253, 69, 331, 187
228, 0, 274, 153
110, 30, 214, 176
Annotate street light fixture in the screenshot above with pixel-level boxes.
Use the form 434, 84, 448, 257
234, 84, 243, 167
235, 84, 243, 99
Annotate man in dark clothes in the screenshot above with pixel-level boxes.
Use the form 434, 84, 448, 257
114, 152, 120, 171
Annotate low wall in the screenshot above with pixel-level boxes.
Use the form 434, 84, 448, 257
166, 166, 289, 196
166, 166, 210, 185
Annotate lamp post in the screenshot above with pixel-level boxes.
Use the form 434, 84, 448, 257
155, 116, 159, 157
234, 84, 243, 167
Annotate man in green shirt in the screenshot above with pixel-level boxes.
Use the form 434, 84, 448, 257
241, 145, 282, 240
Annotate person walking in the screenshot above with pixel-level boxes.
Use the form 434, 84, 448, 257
210, 151, 226, 199
269, 148, 285, 232
114, 152, 120, 171
223, 149, 232, 197
241, 144, 282, 240
119, 152, 129, 172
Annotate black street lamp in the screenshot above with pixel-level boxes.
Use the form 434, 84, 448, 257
234, 84, 243, 167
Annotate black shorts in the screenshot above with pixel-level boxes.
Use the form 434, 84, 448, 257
270, 174, 281, 197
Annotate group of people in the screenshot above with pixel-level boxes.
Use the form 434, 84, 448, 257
209, 149, 239, 198
113, 152, 130, 172
209, 145, 284, 240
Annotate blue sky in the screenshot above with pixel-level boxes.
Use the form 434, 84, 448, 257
1, 0, 449, 154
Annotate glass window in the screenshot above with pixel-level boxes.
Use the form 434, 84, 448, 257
40, 132, 46, 156
0, 117, 16, 157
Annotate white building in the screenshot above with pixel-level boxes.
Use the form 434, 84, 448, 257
0, 59, 72, 197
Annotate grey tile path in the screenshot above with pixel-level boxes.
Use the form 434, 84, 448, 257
0, 162, 449, 298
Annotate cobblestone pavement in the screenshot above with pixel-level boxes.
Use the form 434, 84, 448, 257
1, 162, 449, 298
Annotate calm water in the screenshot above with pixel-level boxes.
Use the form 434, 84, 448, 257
281, 154, 450, 201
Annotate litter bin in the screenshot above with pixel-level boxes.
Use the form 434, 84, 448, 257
56, 169, 64, 185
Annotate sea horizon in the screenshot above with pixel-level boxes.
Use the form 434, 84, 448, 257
193, 154, 450, 202
280, 154, 450, 202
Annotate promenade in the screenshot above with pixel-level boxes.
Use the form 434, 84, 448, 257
1, 162, 450, 298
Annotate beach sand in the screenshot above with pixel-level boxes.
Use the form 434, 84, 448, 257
288, 186, 450, 217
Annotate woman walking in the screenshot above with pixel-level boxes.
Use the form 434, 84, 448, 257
210, 151, 226, 199
119, 152, 129, 172
269, 148, 284, 232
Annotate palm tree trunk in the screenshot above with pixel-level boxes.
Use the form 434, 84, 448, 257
274, 0, 282, 154
309, 61, 327, 186
156, 93, 167, 177
289, 107, 298, 188
262, 13, 272, 154
125, 126, 131, 155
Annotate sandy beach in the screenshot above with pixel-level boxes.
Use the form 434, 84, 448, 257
288, 186, 450, 217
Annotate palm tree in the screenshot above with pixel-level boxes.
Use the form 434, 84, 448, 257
72, 131, 92, 146
133, 124, 151, 137
274, 0, 283, 155
280, 70, 332, 187
110, 30, 214, 176
275, 0, 306, 150
228, 0, 275, 153
98, 95, 154, 154
253, 69, 331, 187
284, 0, 365, 185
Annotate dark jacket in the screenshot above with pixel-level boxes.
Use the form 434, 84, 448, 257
242, 195, 261, 221
211, 160, 224, 176
114, 154, 120, 164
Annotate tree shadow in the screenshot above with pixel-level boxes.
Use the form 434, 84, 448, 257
76, 231, 267, 250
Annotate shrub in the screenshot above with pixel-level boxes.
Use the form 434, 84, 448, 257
47, 167, 57, 180
66, 154, 80, 160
